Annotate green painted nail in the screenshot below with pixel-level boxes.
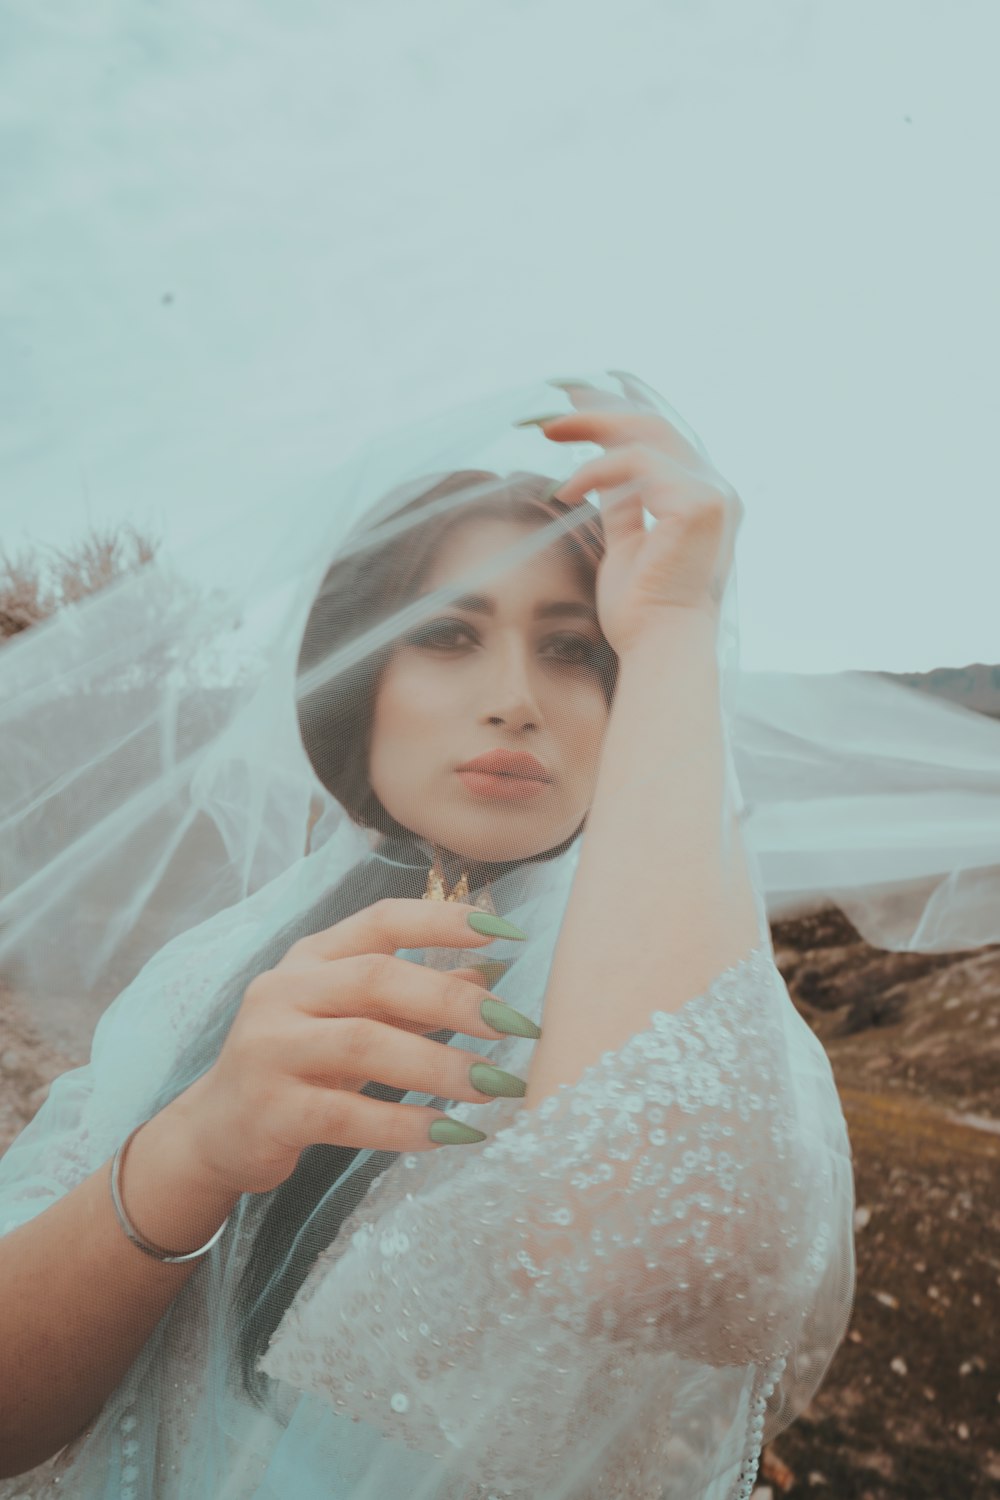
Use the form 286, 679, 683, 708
467, 911, 529, 941
469, 1062, 527, 1099
428, 1116, 488, 1146
512, 413, 566, 429
480, 997, 541, 1040
547, 377, 600, 390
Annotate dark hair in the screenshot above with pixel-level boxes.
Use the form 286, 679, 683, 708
217, 470, 618, 1408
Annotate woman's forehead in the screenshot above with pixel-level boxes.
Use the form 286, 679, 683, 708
417, 514, 592, 599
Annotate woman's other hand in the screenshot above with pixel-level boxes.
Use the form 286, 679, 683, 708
173, 900, 534, 1197
520, 372, 744, 657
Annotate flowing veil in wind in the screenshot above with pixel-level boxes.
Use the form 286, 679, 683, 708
0, 369, 998, 1498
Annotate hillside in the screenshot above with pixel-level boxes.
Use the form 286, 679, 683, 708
874, 661, 1000, 722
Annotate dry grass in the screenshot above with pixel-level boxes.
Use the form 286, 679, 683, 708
0, 520, 159, 642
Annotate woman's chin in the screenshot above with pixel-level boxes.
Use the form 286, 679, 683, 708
422, 814, 573, 868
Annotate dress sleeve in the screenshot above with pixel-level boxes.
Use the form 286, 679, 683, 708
0, 901, 264, 1240
259, 946, 856, 1499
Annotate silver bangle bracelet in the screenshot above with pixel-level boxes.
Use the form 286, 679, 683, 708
110, 1122, 231, 1264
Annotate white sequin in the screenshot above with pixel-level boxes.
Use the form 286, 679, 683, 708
257, 949, 851, 1499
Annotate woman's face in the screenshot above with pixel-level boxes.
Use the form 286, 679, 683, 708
369, 516, 612, 864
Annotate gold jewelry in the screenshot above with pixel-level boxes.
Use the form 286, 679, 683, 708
423, 859, 470, 904
421, 846, 496, 969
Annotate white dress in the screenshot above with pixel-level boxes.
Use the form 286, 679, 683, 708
0, 937, 854, 1500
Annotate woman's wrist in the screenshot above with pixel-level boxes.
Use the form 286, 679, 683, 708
116, 1093, 241, 1258
613, 606, 720, 678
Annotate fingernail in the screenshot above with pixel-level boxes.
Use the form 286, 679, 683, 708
470, 958, 513, 987
469, 1062, 527, 1099
513, 413, 566, 429
547, 377, 599, 390
429, 1116, 488, 1146
480, 996, 541, 1040
467, 911, 528, 941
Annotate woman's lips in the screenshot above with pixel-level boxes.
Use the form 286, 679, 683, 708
456, 769, 550, 800
456, 750, 552, 800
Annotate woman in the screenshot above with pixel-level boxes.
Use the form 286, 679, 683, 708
0, 374, 857, 1497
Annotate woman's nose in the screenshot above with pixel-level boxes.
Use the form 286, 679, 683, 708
481, 640, 543, 728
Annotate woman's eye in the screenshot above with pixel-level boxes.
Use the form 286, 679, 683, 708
406, 620, 475, 650
543, 634, 600, 665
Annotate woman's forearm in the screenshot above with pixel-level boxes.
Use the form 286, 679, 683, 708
523, 610, 762, 1112
0, 1083, 240, 1479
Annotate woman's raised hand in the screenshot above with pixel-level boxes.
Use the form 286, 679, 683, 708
175, 900, 534, 1197
519, 372, 745, 658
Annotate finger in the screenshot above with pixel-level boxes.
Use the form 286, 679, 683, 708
555, 451, 725, 531
605, 369, 664, 413
553, 448, 672, 509
598, 480, 647, 550
291, 1083, 486, 1155
607, 371, 713, 462
563, 469, 648, 548
533, 408, 706, 469
291, 897, 526, 965
450, 962, 506, 989
287, 1014, 520, 1107
551, 448, 659, 545
545, 378, 636, 414
290, 953, 527, 1043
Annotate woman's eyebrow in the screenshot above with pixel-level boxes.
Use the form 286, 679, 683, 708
533, 600, 601, 624
441, 592, 599, 624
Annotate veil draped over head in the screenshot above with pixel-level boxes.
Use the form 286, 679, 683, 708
0, 369, 998, 1499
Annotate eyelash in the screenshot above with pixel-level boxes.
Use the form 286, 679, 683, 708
405, 619, 602, 667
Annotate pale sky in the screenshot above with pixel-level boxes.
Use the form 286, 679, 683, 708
1, 0, 996, 674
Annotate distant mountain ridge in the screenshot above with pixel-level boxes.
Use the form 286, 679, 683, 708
869, 661, 1000, 721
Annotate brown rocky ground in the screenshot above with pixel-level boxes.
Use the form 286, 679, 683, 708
758, 907, 1000, 1500
2, 907, 998, 1497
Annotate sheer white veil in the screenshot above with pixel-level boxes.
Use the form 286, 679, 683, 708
0, 368, 997, 1498
1, 370, 995, 1060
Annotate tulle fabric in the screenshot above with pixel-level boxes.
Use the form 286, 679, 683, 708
0, 368, 994, 1497
0, 372, 996, 1062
